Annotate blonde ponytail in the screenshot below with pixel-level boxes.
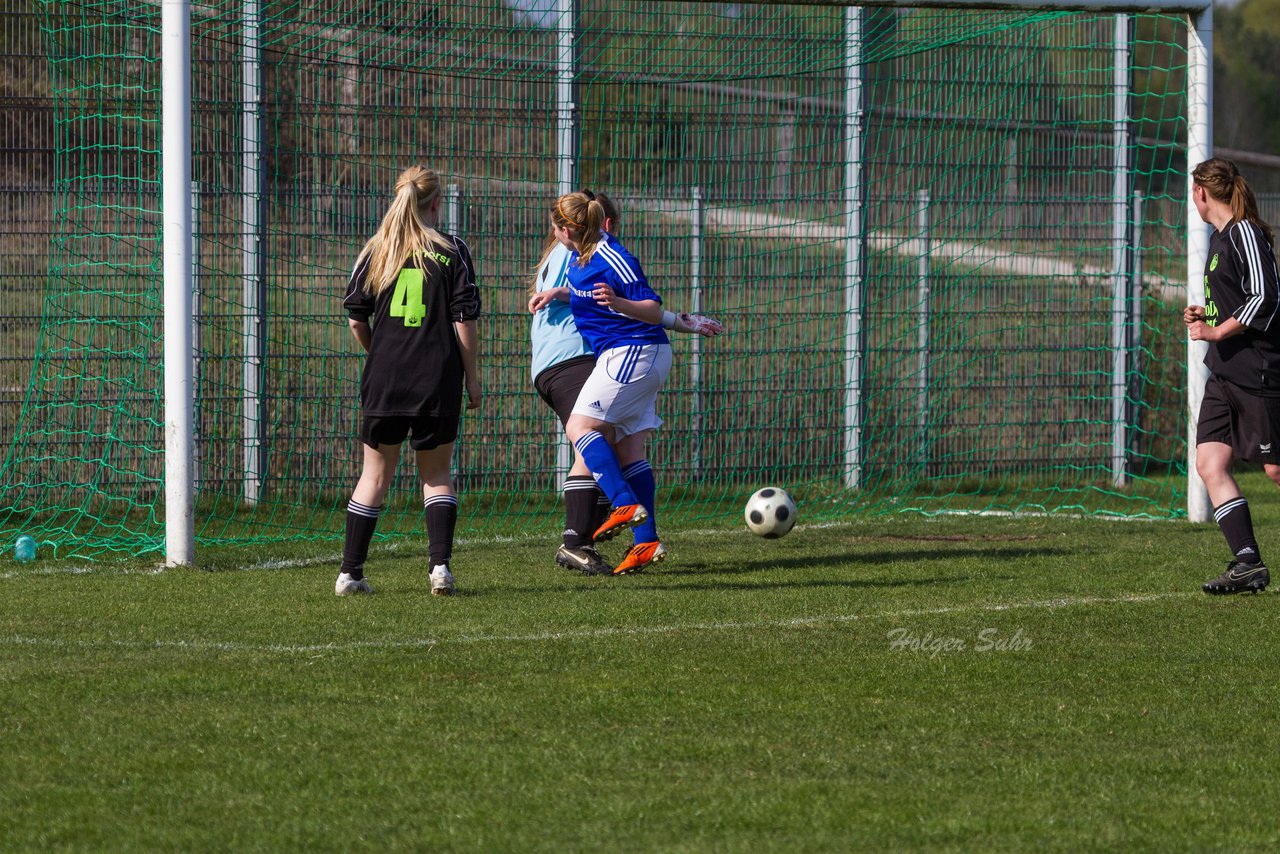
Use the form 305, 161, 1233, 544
530, 230, 560, 297
357, 165, 454, 296
532, 189, 622, 294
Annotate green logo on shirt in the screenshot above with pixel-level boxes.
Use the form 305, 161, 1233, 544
1210, 253, 1219, 271
390, 269, 427, 327
415, 249, 451, 266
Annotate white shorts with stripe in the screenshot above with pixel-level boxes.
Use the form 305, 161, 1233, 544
571, 342, 672, 439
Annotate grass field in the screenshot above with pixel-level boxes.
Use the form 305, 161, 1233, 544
4, 474, 1280, 852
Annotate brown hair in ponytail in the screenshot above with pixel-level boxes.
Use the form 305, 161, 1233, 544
530, 189, 621, 293
551, 191, 609, 266
1192, 157, 1274, 247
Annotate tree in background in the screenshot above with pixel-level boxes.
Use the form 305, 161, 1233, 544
1214, 0, 1280, 156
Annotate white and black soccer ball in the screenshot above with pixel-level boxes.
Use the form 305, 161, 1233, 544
744, 487, 797, 539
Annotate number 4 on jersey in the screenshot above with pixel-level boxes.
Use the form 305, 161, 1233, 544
389, 269, 427, 327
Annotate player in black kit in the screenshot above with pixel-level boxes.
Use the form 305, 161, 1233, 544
336, 165, 481, 596
1184, 157, 1280, 594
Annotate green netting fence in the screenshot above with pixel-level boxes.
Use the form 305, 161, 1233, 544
1, 0, 1194, 560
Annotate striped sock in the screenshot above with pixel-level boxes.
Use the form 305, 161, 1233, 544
573, 431, 636, 507
424, 493, 459, 566
341, 499, 382, 578
563, 475, 598, 549
621, 459, 658, 542
1215, 497, 1263, 564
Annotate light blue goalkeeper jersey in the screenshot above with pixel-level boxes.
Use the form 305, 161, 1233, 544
530, 241, 594, 382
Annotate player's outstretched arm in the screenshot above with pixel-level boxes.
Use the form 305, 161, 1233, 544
671, 312, 723, 337
593, 282, 725, 337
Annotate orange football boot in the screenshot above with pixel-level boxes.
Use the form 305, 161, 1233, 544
593, 503, 648, 542
613, 541, 666, 575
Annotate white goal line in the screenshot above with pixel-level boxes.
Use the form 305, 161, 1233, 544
0, 513, 1172, 580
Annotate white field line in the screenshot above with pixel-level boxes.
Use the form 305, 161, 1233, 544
0, 513, 1174, 579
0, 515, 1165, 578
0, 563, 163, 580
0, 591, 1194, 655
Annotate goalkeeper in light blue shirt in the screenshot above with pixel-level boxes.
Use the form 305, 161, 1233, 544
528, 190, 722, 576
541, 190, 722, 576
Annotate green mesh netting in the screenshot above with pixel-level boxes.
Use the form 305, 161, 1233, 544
1, 1, 1191, 559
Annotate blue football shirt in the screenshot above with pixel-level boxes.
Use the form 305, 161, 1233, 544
565, 232, 669, 353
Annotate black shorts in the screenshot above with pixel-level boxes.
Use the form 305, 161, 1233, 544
361, 413, 458, 451
534, 355, 596, 426
1196, 375, 1280, 463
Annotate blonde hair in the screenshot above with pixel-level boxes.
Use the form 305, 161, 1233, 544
1193, 157, 1274, 248
550, 191, 608, 267
531, 189, 619, 294
357, 165, 454, 296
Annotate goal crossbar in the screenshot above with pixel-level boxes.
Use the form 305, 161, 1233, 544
738, 0, 1209, 11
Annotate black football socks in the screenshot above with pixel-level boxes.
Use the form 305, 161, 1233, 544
341, 499, 382, 579
1215, 497, 1264, 566
563, 475, 598, 549
424, 493, 459, 567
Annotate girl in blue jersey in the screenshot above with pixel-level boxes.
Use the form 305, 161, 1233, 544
548, 190, 687, 574
530, 190, 722, 576
528, 191, 621, 575
1185, 157, 1280, 595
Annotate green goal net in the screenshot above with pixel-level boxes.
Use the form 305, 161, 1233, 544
2, 0, 1192, 560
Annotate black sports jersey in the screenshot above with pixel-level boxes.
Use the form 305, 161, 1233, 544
343, 234, 481, 416
1203, 220, 1280, 395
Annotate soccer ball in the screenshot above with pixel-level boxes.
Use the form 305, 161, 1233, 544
744, 487, 797, 539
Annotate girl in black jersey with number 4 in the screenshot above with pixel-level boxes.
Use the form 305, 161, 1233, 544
1185, 157, 1280, 595
336, 166, 482, 596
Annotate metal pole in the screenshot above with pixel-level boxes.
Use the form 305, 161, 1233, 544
916, 190, 931, 470
1110, 13, 1132, 487
446, 182, 461, 233
775, 110, 795, 202
242, 0, 264, 505
555, 0, 577, 197
446, 183, 462, 485
191, 180, 202, 493
1186, 6, 1212, 522
732, 0, 1210, 10
554, 0, 577, 485
691, 186, 705, 477
842, 7, 865, 490
163, 0, 194, 565
1130, 192, 1145, 461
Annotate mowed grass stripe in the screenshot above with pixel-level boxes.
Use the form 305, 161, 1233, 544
0, 590, 1195, 654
